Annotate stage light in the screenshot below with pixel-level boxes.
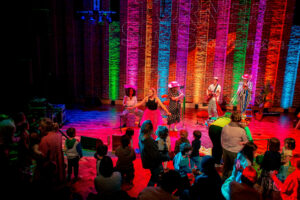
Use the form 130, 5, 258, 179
81, 16, 85, 20
89, 16, 95, 21
106, 14, 112, 23
98, 14, 103, 23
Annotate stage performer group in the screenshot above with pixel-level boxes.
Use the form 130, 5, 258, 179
122, 73, 252, 129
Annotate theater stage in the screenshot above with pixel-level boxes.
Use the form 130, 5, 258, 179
60, 105, 300, 198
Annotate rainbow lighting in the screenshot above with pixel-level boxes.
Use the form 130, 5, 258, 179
144, 0, 153, 96
157, 0, 172, 99
213, 0, 231, 100
109, 21, 120, 100
193, 0, 210, 104
251, 0, 267, 104
176, 0, 191, 89
281, 25, 300, 109
232, 0, 251, 104
264, 0, 288, 104
126, 0, 140, 86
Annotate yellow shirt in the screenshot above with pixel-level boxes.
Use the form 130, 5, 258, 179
211, 117, 231, 127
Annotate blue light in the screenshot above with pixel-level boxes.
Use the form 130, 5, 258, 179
98, 14, 103, 23
89, 16, 94, 21
81, 16, 85, 20
157, 0, 172, 100
281, 25, 300, 109
106, 14, 112, 23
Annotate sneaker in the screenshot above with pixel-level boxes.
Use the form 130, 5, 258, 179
174, 127, 178, 131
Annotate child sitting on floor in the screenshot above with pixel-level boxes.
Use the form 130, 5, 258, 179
190, 130, 202, 169
277, 137, 296, 182
125, 128, 134, 148
174, 129, 190, 155
94, 142, 108, 176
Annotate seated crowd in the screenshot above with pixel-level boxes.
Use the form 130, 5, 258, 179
0, 111, 299, 200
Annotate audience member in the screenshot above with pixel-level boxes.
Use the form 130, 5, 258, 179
221, 111, 248, 180
65, 127, 83, 182
259, 137, 281, 199
230, 166, 262, 200
94, 143, 108, 176
125, 128, 135, 147
38, 118, 65, 184
222, 142, 258, 200
115, 135, 136, 187
190, 130, 202, 170
138, 170, 181, 200
174, 129, 190, 155
156, 126, 171, 171
139, 120, 163, 186
209, 112, 231, 166
94, 156, 122, 198
189, 156, 223, 200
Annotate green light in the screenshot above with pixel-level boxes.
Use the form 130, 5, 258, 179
109, 21, 120, 100
232, 0, 251, 105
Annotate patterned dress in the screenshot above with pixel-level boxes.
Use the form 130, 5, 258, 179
167, 89, 182, 125
237, 81, 252, 113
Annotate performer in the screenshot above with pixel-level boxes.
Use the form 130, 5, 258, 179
167, 81, 184, 131
121, 85, 143, 127
237, 74, 252, 114
128, 88, 171, 132
207, 77, 221, 118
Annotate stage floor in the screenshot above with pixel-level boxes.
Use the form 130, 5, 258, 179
60, 105, 300, 198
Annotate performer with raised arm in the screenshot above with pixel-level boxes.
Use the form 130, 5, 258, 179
128, 88, 171, 132
237, 74, 253, 114
207, 77, 221, 118
120, 85, 144, 127
167, 81, 184, 131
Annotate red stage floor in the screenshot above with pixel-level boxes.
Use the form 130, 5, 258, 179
60, 105, 300, 199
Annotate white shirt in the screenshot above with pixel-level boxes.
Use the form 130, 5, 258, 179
123, 96, 137, 107
207, 84, 221, 101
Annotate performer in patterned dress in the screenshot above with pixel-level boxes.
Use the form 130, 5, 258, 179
237, 74, 253, 114
167, 81, 184, 131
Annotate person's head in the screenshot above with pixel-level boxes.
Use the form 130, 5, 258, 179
66, 128, 76, 138
200, 156, 217, 175
213, 77, 218, 85
193, 130, 201, 140
240, 142, 258, 164
160, 170, 181, 194
0, 119, 16, 145
53, 122, 59, 132
125, 128, 134, 138
39, 118, 55, 136
284, 137, 296, 150
121, 135, 130, 148
12, 112, 26, 127
125, 88, 136, 97
180, 142, 192, 156
99, 156, 114, 177
179, 129, 188, 139
156, 126, 169, 139
96, 144, 108, 157
231, 111, 242, 122
269, 137, 280, 152
241, 166, 257, 187
148, 88, 156, 98
140, 120, 153, 136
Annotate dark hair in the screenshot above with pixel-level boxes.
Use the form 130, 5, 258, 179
121, 135, 130, 148
180, 143, 192, 156
160, 170, 181, 193
284, 138, 296, 150
231, 111, 241, 122
240, 142, 257, 164
269, 137, 280, 152
66, 128, 76, 137
241, 175, 255, 187
99, 156, 114, 177
140, 120, 153, 136
39, 118, 55, 135
193, 130, 201, 140
12, 112, 26, 126
156, 126, 169, 139
96, 144, 108, 157
125, 88, 136, 97
125, 128, 134, 137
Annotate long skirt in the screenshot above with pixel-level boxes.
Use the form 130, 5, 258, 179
238, 90, 251, 113
141, 108, 163, 132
